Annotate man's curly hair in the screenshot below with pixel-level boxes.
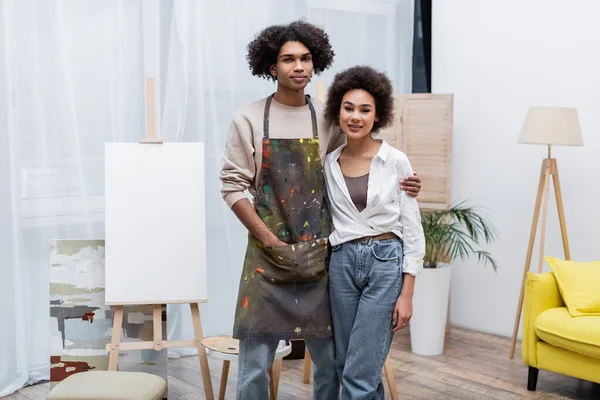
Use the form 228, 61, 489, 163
324, 65, 395, 133
246, 20, 335, 81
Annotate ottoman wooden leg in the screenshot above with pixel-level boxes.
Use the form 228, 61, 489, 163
108, 306, 124, 371
384, 357, 399, 400
219, 360, 230, 400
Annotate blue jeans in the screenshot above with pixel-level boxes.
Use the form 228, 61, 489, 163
237, 337, 339, 399
329, 238, 404, 400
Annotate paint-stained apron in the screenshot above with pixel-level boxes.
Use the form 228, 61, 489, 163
233, 94, 332, 341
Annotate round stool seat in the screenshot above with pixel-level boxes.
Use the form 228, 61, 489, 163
201, 335, 291, 400
48, 371, 167, 400
201, 335, 292, 361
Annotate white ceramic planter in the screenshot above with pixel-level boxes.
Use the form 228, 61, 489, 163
409, 264, 452, 356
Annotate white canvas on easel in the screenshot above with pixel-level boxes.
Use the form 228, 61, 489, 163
104, 142, 207, 305
102, 78, 214, 399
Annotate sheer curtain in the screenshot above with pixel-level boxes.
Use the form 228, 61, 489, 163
0, 0, 146, 395
0, 0, 413, 395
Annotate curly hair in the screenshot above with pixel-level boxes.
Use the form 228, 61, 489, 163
246, 20, 335, 81
324, 65, 395, 133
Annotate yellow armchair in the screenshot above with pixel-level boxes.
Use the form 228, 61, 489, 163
522, 271, 600, 391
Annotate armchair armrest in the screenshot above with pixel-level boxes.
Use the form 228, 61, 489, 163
522, 271, 565, 367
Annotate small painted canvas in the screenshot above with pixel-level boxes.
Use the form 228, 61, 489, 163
49, 240, 168, 390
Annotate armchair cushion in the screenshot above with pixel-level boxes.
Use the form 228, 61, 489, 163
545, 256, 600, 317
535, 307, 600, 360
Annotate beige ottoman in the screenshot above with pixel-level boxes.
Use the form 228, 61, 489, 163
48, 371, 167, 400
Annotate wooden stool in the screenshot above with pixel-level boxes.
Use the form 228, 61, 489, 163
47, 371, 167, 400
303, 348, 399, 400
201, 335, 292, 400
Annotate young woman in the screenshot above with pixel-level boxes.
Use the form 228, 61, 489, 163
323, 66, 426, 400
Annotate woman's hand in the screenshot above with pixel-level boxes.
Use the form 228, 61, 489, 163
392, 293, 413, 332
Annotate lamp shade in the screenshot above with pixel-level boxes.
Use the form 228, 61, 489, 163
518, 107, 583, 146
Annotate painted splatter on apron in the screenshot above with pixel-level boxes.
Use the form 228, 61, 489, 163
233, 94, 332, 340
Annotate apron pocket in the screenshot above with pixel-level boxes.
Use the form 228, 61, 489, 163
255, 239, 328, 284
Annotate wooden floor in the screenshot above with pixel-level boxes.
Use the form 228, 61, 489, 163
4, 327, 599, 400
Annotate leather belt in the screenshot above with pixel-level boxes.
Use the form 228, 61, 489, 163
353, 232, 398, 244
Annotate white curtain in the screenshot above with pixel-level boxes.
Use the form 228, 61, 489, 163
0, 0, 413, 395
0, 0, 146, 395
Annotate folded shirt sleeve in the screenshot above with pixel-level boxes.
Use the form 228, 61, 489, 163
219, 117, 256, 208
396, 157, 426, 276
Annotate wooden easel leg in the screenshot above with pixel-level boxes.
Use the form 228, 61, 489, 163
303, 346, 312, 384
218, 360, 229, 400
551, 159, 571, 260
509, 159, 549, 359
152, 305, 163, 351
383, 357, 399, 400
190, 303, 215, 400
108, 305, 124, 371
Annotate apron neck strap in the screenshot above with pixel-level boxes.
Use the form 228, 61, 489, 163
263, 94, 319, 140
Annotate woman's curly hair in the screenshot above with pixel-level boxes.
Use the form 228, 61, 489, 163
246, 20, 335, 81
324, 65, 395, 133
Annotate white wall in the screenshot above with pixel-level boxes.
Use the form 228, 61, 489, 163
433, 0, 600, 338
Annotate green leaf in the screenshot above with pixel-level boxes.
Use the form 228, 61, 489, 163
421, 202, 498, 271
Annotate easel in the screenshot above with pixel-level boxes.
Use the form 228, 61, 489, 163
106, 78, 215, 399
508, 147, 570, 359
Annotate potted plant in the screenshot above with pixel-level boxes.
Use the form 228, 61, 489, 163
410, 202, 498, 356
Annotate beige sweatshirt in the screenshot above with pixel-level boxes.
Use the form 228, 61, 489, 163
220, 95, 345, 208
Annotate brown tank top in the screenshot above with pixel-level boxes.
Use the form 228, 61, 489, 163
343, 173, 369, 212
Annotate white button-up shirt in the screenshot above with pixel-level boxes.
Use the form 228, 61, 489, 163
324, 140, 425, 276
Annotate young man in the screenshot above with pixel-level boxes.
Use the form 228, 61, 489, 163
219, 20, 421, 399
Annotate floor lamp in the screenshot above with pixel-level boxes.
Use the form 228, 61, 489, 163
509, 106, 583, 359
